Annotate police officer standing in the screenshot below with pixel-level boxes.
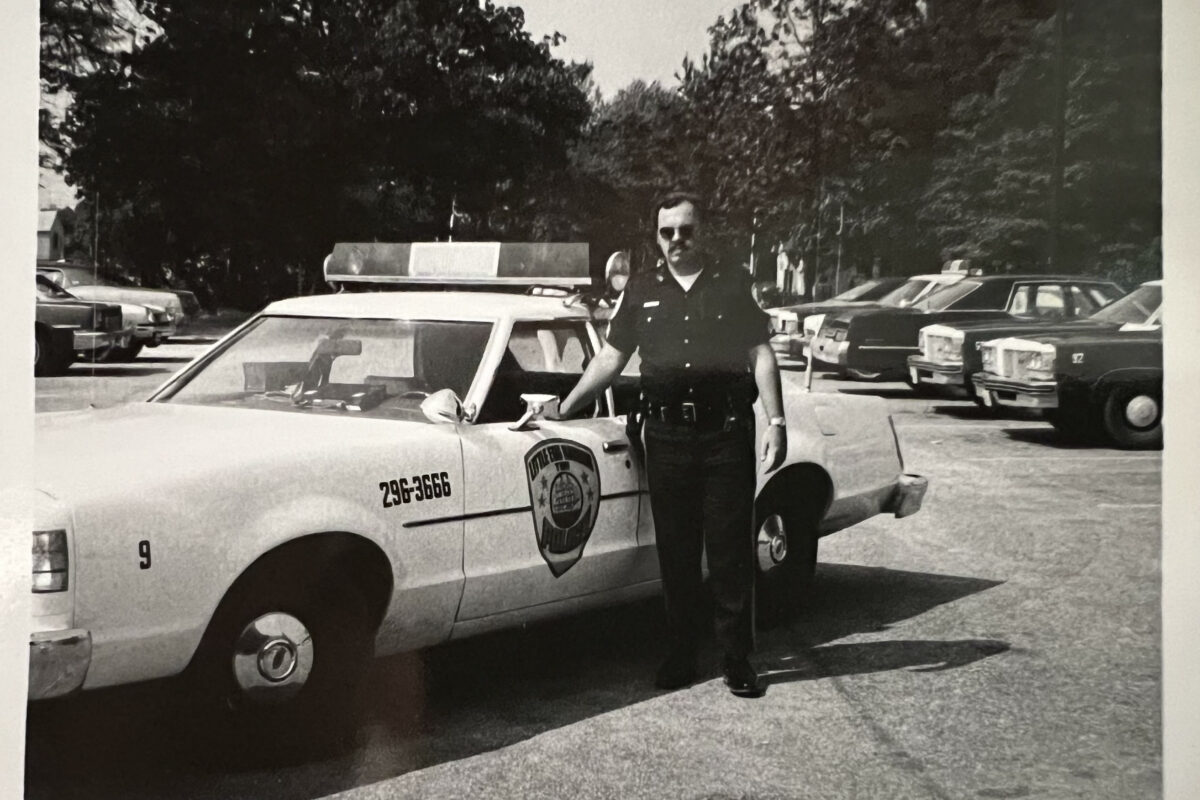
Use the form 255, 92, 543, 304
558, 192, 787, 697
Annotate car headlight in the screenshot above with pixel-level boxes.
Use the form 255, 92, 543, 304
981, 346, 996, 370
33, 529, 69, 593
917, 330, 927, 352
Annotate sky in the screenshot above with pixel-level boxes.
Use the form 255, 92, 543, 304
503, 0, 738, 96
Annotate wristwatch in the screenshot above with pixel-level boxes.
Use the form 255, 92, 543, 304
767, 416, 786, 428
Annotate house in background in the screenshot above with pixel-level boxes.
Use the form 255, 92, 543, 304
37, 207, 76, 262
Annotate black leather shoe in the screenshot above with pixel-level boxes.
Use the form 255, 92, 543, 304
723, 657, 764, 698
654, 652, 697, 690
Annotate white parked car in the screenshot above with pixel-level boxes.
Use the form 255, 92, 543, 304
28, 242, 927, 743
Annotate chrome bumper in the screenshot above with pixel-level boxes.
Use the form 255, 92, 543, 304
71, 330, 116, 353
973, 373, 1059, 409
29, 629, 92, 699
907, 357, 964, 386
133, 321, 178, 343
890, 473, 928, 519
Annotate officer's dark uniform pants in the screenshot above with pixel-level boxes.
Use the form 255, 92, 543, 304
644, 416, 755, 662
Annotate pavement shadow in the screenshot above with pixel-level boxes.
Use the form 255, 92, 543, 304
60, 366, 173, 378
932, 404, 1041, 422
1000, 426, 1106, 450
24, 563, 1001, 800
134, 355, 193, 363
835, 386, 928, 399
760, 639, 1010, 685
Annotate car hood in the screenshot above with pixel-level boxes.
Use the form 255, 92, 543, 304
64, 285, 183, 312
781, 300, 886, 318
953, 318, 1115, 341
35, 402, 445, 504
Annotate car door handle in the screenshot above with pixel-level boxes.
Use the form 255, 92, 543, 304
602, 440, 629, 453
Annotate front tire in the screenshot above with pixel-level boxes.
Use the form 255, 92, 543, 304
34, 328, 73, 376
1101, 384, 1162, 449
190, 576, 372, 754
104, 342, 144, 362
754, 487, 819, 629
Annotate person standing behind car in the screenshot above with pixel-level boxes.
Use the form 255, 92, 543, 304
557, 191, 787, 698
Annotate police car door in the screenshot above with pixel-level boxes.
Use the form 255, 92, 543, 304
456, 318, 653, 620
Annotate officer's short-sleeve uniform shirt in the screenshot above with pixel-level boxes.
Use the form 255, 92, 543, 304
607, 262, 770, 404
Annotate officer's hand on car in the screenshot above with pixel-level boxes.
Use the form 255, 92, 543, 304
760, 423, 787, 473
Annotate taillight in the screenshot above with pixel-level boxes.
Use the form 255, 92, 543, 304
32, 530, 68, 593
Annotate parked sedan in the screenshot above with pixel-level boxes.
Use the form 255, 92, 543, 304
768, 277, 907, 335
35, 275, 128, 376
811, 275, 1124, 380
907, 280, 1156, 394
37, 262, 186, 341
773, 273, 968, 362
973, 317, 1162, 449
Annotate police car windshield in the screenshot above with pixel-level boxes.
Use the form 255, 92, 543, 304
1090, 283, 1161, 325
162, 315, 493, 420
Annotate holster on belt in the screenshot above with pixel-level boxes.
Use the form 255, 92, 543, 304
626, 395, 646, 464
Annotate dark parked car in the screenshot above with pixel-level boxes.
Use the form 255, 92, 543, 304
972, 303, 1162, 449
811, 275, 1125, 380
35, 275, 127, 376
907, 280, 1157, 393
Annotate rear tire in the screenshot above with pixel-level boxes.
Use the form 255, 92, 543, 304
754, 485, 819, 629
1101, 384, 1162, 450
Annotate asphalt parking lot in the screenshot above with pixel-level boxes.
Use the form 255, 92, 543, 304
26, 339, 1161, 800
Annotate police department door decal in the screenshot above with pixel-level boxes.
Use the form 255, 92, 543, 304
524, 439, 601, 577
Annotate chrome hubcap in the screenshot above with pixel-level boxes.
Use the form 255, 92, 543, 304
1124, 395, 1159, 429
756, 513, 788, 572
232, 612, 313, 704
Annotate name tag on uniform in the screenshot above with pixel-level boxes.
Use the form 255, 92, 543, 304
642, 300, 660, 308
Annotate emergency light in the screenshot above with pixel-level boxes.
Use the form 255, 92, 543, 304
324, 242, 591, 287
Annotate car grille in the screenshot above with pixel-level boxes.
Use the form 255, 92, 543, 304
926, 334, 961, 364
983, 342, 1045, 381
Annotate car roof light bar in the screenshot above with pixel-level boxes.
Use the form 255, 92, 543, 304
324, 242, 591, 287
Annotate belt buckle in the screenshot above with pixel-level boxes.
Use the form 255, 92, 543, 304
680, 401, 697, 424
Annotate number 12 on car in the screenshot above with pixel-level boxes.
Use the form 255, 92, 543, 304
380, 472, 452, 508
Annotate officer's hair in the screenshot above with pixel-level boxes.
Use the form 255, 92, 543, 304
652, 191, 705, 226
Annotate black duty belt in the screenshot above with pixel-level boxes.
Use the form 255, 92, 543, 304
643, 398, 747, 429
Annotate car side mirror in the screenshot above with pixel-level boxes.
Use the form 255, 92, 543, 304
509, 393, 560, 431
420, 388, 466, 424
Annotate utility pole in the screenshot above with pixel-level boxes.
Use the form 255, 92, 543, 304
1049, 0, 1068, 270
93, 191, 100, 268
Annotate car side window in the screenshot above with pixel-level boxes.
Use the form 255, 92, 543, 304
477, 321, 600, 423
1070, 286, 1100, 316
1033, 285, 1066, 318
1010, 286, 1032, 315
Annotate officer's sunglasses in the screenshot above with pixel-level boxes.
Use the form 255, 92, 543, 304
657, 225, 696, 241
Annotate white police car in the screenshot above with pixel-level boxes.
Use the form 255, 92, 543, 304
29, 242, 926, 735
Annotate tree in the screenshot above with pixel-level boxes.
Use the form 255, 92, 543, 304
61, 0, 592, 307
921, 0, 1160, 282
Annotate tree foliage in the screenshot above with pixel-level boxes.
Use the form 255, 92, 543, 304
46, 0, 1161, 305
58, 0, 591, 307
